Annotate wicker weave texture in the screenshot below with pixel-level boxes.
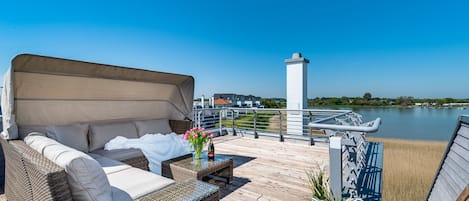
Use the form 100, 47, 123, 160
170, 120, 193, 134
1, 139, 32, 201
122, 155, 150, 171
11, 141, 73, 201
162, 154, 233, 183
140, 179, 219, 201
2, 140, 73, 201
161, 154, 192, 180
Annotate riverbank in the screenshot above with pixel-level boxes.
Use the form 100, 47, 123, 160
310, 105, 406, 109
367, 137, 447, 201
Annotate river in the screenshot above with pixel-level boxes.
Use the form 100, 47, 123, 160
341, 107, 469, 141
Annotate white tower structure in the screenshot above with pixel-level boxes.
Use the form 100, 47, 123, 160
201, 95, 205, 108
285, 52, 309, 135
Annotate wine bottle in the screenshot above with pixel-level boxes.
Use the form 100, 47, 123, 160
208, 138, 215, 160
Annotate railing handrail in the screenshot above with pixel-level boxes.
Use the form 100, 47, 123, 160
194, 107, 352, 113
309, 118, 381, 133
312, 111, 353, 123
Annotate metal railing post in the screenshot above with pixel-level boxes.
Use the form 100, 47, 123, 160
193, 111, 196, 127
194, 110, 197, 127
197, 110, 202, 128
231, 109, 237, 136
329, 136, 343, 200
219, 109, 223, 135
279, 111, 284, 142
253, 110, 258, 139
201, 110, 204, 128
309, 111, 315, 145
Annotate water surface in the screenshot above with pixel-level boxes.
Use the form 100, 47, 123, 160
350, 107, 469, 141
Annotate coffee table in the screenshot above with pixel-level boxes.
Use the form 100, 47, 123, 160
162, 153, 233, 184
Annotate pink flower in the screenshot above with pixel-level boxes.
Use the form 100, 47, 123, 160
202, 132, 207, 137
193, 133, 198, 138
210, 134, 214, 138
183, 134, 188, 140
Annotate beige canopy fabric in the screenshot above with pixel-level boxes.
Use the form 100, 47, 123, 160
2, 54, 194, 139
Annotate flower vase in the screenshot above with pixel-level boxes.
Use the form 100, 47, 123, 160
192, 143, 203, 160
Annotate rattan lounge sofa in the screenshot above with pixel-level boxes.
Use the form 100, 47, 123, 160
1, 137, 220, 201
1, 54, 219, 201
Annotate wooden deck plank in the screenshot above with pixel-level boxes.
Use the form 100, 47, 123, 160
213, 135, 329, 201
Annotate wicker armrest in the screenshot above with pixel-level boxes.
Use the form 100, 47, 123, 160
8, 140, 73, 201
169, 120, 193, 134
1, 139, 32, 201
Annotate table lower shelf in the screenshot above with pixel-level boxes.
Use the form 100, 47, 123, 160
139, 179, 219, 201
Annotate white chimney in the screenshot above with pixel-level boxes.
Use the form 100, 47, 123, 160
285, 52, 309, 135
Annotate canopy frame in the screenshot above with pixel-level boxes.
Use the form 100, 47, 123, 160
2, 54, 194, 139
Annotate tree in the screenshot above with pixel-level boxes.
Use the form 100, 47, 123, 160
363, 92, 372, 100
261, 99, 276, 108
396, 96, 414, 106
341, 96, 350, 105
436, 99, 445, 106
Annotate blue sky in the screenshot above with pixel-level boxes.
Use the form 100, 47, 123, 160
1, 0, 469, 98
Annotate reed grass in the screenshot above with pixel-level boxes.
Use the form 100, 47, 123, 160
368, 137, 447, 201
307, 165, 334, 201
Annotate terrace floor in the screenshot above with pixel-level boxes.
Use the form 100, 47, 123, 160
213, 135, 329, 201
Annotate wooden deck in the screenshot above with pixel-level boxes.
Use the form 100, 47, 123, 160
213, 135, 329, 201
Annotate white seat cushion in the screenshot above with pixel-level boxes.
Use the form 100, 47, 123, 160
88, 153, 131, 175
89, 153, 174, 199
134, 119, 172, 136
89, 154, 134, 201
24, 134, 112, 201
106, 167, 175, 199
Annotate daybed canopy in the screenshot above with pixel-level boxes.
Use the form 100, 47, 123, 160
2, 54, 194, 139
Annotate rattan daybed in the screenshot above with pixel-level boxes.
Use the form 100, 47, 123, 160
1, 54, 217, 201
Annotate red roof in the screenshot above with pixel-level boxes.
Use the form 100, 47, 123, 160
214, 98, 231, 105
